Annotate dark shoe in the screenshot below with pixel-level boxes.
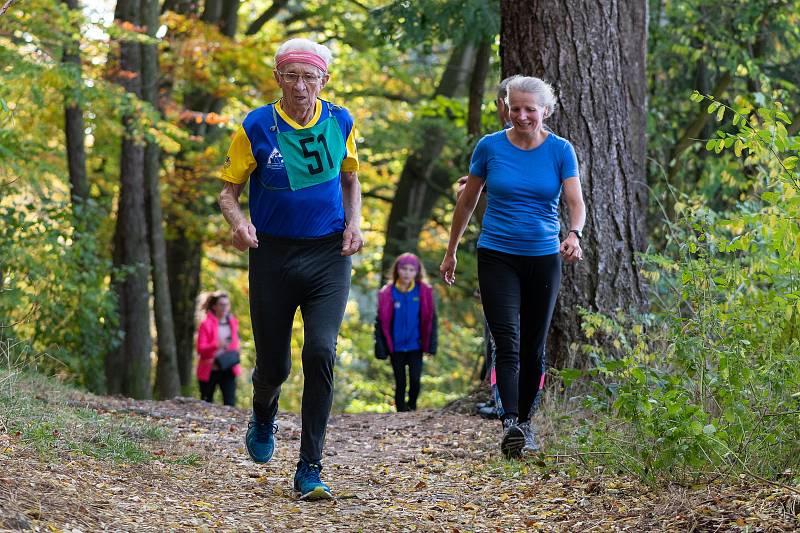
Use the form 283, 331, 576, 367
475, 398, 495, 411
245, 416, 277, 463
294, 461, 333, 501
500, 417, 525, 459
518, 420, 539, 454
478, 405, 499, 419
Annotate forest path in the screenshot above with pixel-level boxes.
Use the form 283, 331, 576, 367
1, 389, 798, 532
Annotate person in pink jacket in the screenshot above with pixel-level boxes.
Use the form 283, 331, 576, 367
196, 291, 242, 406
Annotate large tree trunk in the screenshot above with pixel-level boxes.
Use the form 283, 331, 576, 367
500, 0, 648, 369
107, 0, 152, 399
164, 0, 239, 392
381, 40, 476, 277
141, 0, 180, 399
62, 0, 89, 205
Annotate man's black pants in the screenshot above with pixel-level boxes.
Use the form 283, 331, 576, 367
249, 232, 351, 464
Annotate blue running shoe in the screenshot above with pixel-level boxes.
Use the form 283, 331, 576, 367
245, 416, 277, 463
293, 460, 332, 501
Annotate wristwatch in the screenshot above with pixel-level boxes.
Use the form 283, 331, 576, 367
569, 229, 583, 241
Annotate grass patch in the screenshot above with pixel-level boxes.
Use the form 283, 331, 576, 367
0, 367, 196, 466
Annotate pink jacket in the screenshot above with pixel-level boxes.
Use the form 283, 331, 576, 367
196, 311, 242, 382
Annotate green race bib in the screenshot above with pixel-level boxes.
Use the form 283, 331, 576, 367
276, 116, 346, 191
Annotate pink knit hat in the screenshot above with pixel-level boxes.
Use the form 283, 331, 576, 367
396, 253, 421, 270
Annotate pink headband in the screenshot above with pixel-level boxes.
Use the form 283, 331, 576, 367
275, 51, 328, 73
396, 254, 421, 269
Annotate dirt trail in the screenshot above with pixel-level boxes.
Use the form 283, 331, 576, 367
1, 393, 798, 532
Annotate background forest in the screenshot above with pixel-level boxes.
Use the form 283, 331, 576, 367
1, 0, 799, 485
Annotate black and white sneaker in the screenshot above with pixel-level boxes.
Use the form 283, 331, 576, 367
500, 417, 525, 459
518, 421, 539, 454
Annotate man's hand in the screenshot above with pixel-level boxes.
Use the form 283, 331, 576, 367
232, 221, 258, 251
341, 225, 363, 256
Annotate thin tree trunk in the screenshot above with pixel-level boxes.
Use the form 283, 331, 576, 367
165, 0, 238, 391
467, 38, 492, 139
381, 40, 476, 277
244, 0, 289, 35
108, 0, 152, 399
500, 0, 648, 369
167, 228, 202, 391
141, 0, 180, 399
62, 0, 89, 205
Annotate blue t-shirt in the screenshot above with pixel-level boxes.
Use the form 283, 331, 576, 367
469, 130, 579, 256
391, 284, 421, 352
221, 99, 359, 238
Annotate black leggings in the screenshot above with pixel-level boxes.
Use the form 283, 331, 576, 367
249, 232, 351, 464
478, 248, 561, 422
199, 369, 237, 406
390, 350, 423, 411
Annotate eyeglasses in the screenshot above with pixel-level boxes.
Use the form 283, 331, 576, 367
277, 71, 324, 86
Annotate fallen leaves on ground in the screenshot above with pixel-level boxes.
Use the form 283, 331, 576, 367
1, 392, 798, 532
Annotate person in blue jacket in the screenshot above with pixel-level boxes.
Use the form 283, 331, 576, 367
440, 76, 586, 458
375, 253, 438, 412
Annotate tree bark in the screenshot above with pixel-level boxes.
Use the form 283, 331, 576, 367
62, 0, 89, 206
165, 0, 238, 391
108, 0, 152, 399
141, 0, 180, 399
167, 227, 203, 391
500, 0, 648, 369
381, 40, 476, 277
467, 38, 492, 139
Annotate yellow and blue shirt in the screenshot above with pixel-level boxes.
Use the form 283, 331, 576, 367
221, 98, 359, 238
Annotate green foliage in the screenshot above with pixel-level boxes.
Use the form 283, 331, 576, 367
560, 96, 800, 483
0, 200, 119, 392
372, 0, 499, 49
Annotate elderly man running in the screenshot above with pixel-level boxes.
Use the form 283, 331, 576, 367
219, 37, 363, 500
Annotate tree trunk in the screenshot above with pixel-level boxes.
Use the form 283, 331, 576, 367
62, 0, 89, 206
140, 0, 180, 399
500, 0, 648, 369
167, 226, 203, 391
381, 40, 476, 277
108, 0, 152, 399
467, 38, 492, 139
165, 0, 239, 391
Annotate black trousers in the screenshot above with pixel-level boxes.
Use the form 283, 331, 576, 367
477, 248, 561, 422
390, 350, 423, 411
249, 232, 351, 464
199, 368, 237, 406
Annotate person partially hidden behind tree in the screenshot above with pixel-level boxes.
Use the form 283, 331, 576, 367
218, 38, 363, 500
375, 253, 438, 412
195, 291, 242, 407
441, 76, 586, 458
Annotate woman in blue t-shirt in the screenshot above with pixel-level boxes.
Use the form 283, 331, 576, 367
440, 76, 586, 459
375, 253, 438, 411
